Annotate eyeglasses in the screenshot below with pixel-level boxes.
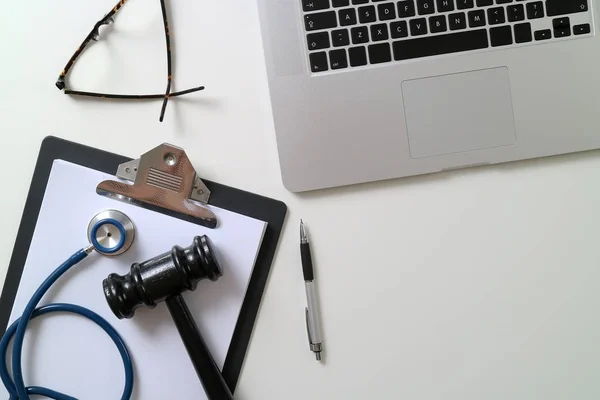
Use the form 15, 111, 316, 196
55, 0, 204, 122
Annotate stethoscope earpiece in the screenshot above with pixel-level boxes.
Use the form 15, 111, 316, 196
88, 210, 135, 256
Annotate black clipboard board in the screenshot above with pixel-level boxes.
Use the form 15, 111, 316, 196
0, 136, 287, 393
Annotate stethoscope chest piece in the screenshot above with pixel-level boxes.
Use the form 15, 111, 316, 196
88, 210, 135, 256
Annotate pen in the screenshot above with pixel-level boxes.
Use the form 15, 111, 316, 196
300, 220, 324, 361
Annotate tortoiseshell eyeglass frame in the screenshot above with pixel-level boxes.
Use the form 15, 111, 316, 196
55, 0, 204, 122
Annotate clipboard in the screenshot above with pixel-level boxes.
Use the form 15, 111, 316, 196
0, 136, 287, 396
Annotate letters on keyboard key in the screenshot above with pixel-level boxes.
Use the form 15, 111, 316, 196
377, 3, 397, 20
449, 12, 467, 30
370, 23, 389, 41
468, 10, 486, 27
329, 49, 348, 69
393, 29, 488, 60
303, 0, 591, 73
417, 0, 435, 15
430, 15, 448, 33
437, 0, 455, 12
457, 0, 474, 10
351, 26, 370, 43
390, 21, 409, 38
309, 52, 329, 72
410, 18, 429, 35
339, 8, 358, 25
397, 0, 416, 17
358, 5, 377, 23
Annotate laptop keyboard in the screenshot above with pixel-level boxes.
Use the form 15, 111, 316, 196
302, 0, 593, 73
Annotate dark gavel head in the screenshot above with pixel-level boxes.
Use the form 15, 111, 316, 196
103, 235, 222, 319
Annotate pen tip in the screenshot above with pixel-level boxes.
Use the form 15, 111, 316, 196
316, 352, 322, 361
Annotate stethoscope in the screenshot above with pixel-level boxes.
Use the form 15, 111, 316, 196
0, 210, 136, 400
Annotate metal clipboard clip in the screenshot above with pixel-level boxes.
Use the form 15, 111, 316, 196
96, 144, 217, 228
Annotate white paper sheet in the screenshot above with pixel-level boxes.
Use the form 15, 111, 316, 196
2, 160, 267, 399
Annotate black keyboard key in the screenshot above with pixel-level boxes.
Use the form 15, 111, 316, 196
468, 10, 486, 27
331, 29, 350, 46
390, 20, 409, 38
526, 2, 544, 19
448, 12, 467, 29
339, 8, 358, 26
309, 52, 328, 72
417, 0, 435, 15
546, 0, 588, 17
507, 4, 525, 21
487, 7, 505, 24
430, 15, 448, 32
329, 49, 348, 69
368, 43, 392, 64
534, 29, 551, 40
553, 17, 571, 37
370, 23, 389, 41
496, 0, 512, 4
437, 0, 455, 12
332, 0, 350, 6
574, 23, 591, 35
392, 29, 488, 60
457, 0, 474, 10
303, 0, 330, 12
514, 22, 532, 42
349, 46, 367, 66
410, 18, 429, 35
352, 0, 369, 3
490, 25, 512, 46
476, 0, 493, 6
351, 26, 370, 43
378, 3, 397, 20
307, 32, 331, 50
553, 16, 569, 27
305, 11, 337, 31
358, 5, 377, 22
398, 0, 416, 17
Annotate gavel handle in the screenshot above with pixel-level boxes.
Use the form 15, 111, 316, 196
165, 295, 234, 400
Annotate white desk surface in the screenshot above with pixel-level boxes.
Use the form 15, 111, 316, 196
1, 1, 600, 399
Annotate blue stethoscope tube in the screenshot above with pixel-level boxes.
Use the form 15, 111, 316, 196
0, 218, 134, 400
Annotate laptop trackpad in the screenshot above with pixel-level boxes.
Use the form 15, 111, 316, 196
402, 67, 516, 159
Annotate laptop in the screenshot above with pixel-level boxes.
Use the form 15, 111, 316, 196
256, 0, 599, 192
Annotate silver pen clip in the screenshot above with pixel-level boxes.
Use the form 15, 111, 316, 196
305, 307, 314, 348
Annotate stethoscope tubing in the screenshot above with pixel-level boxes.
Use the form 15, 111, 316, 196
0, 246, 135, 399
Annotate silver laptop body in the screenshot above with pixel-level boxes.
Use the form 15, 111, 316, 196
257, 0, 599, 192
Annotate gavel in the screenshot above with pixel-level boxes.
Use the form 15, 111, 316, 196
102, 235, 234, 400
